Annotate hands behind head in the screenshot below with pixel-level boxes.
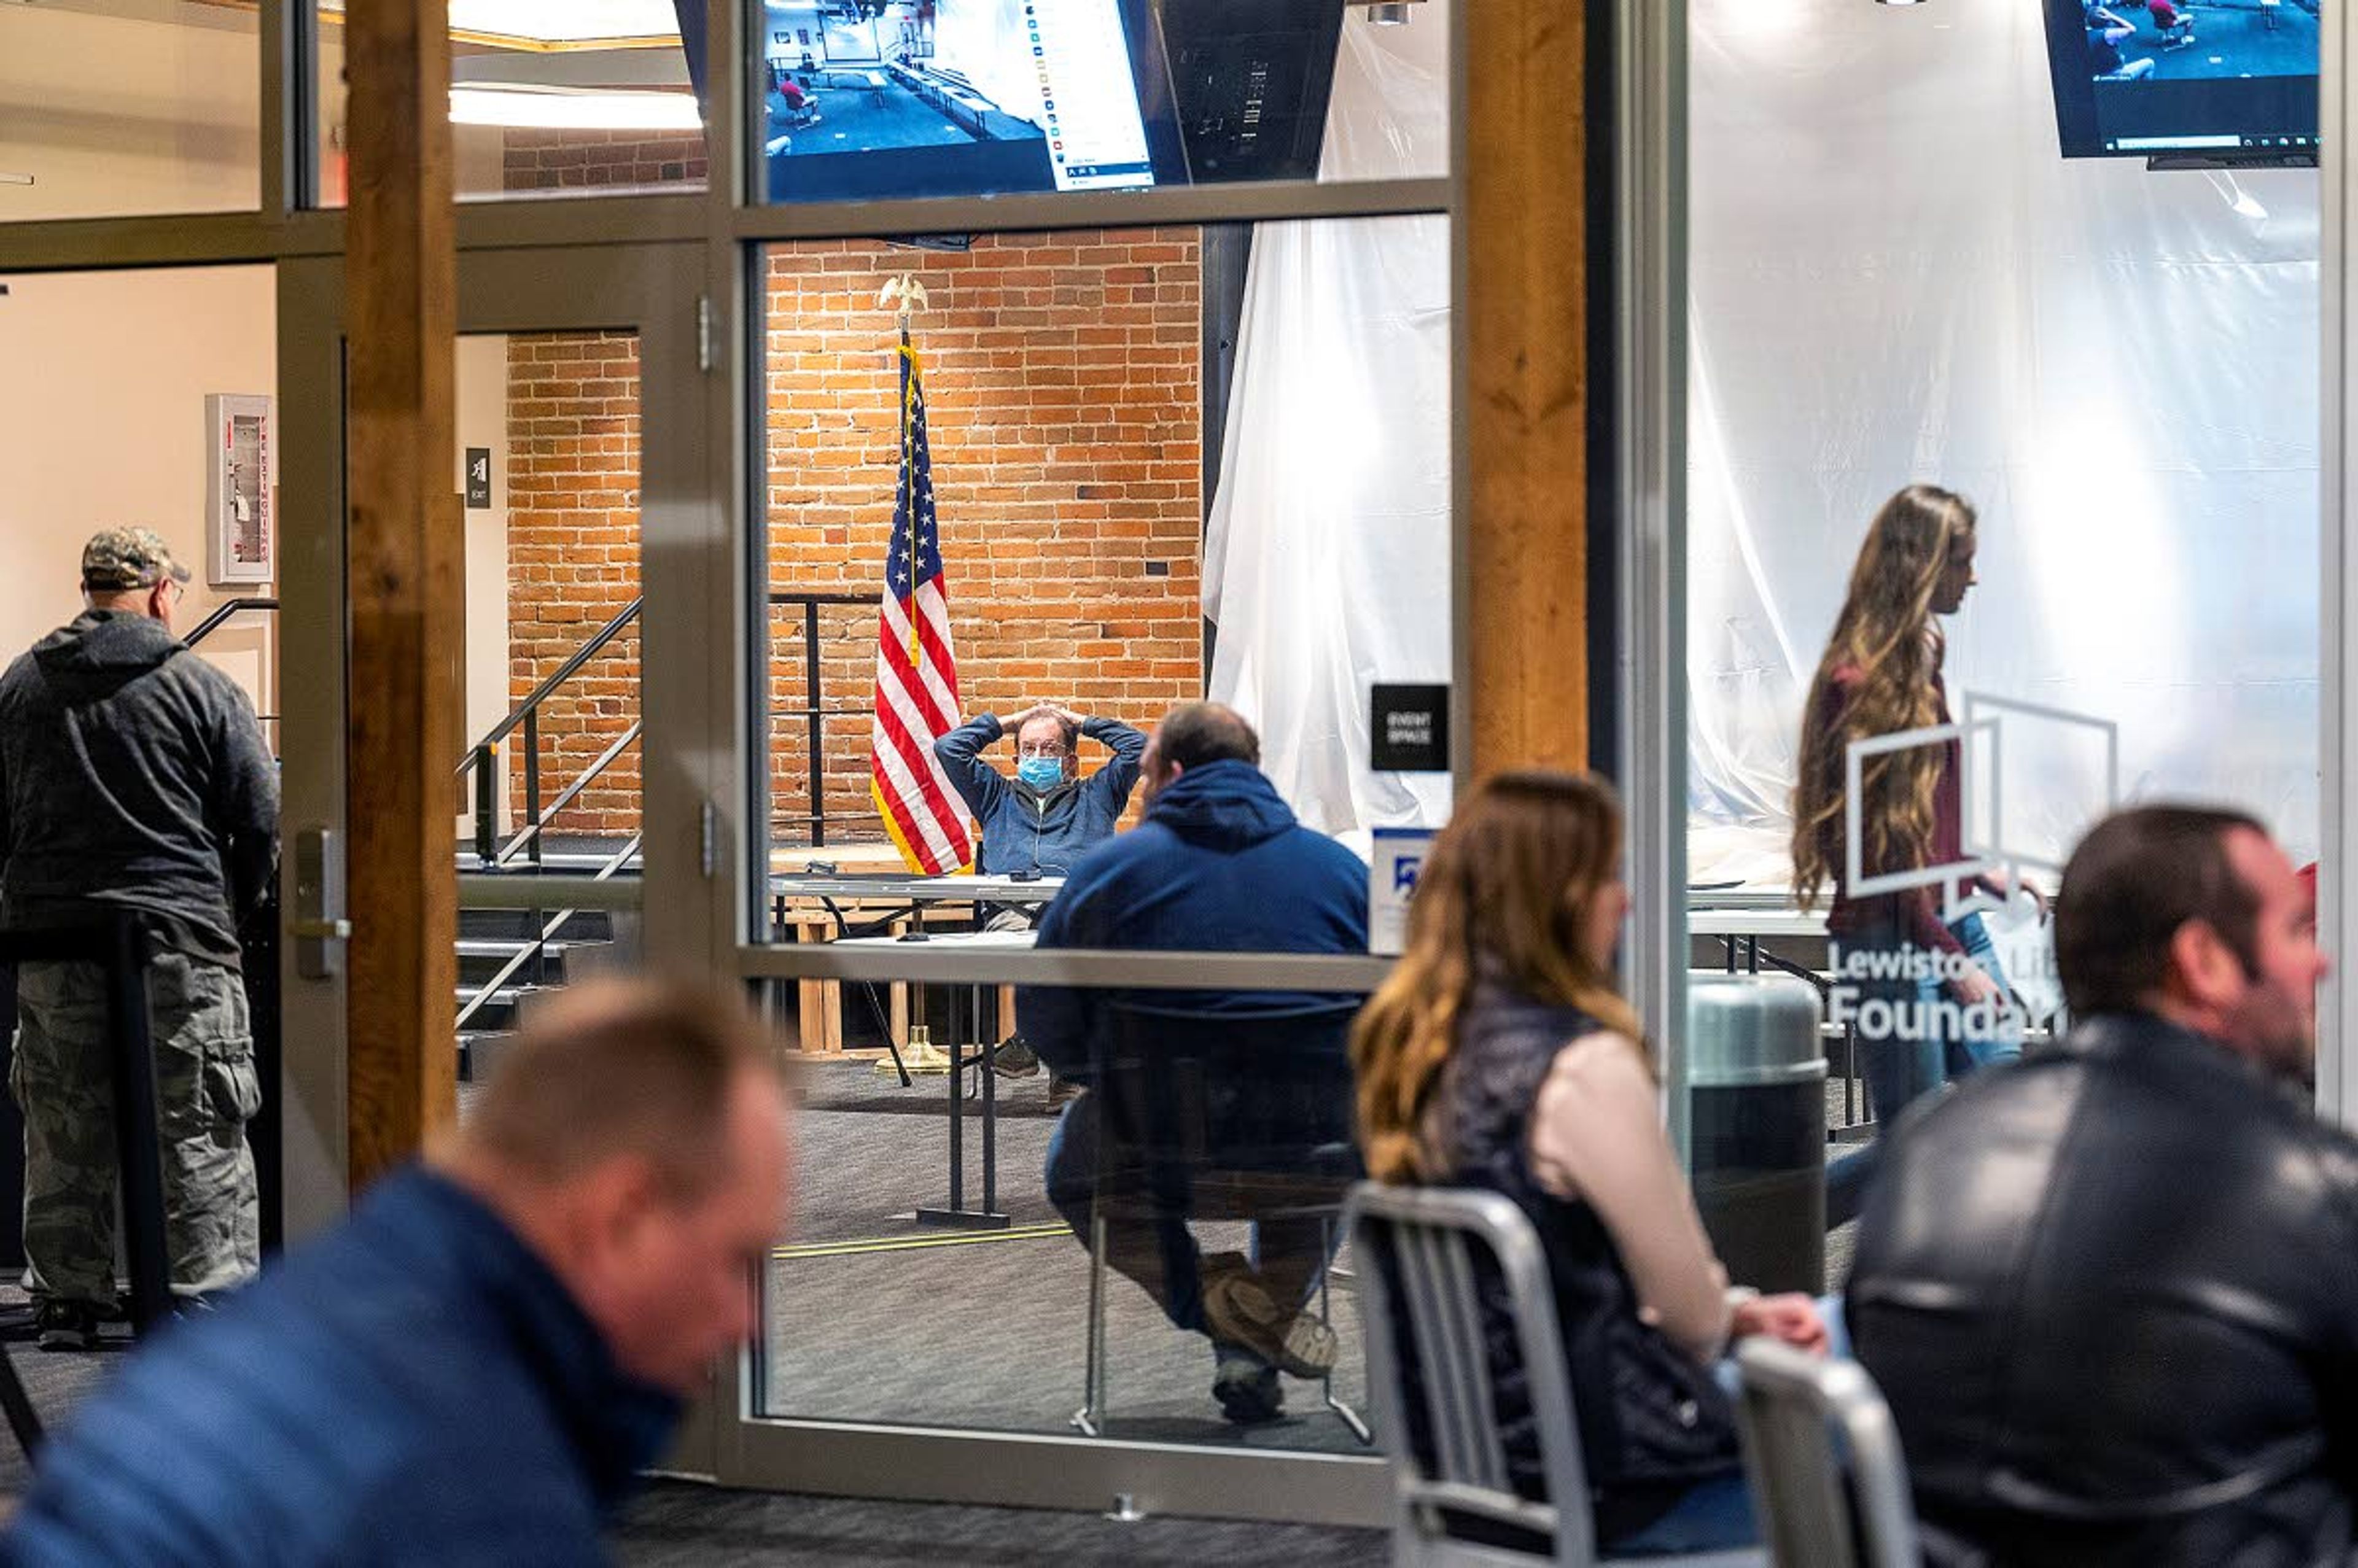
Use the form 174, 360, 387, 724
1731, 1292, 1830, 1357
1013, 702, 1084, 731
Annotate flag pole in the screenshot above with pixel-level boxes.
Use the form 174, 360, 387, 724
872, 271, 955, 1076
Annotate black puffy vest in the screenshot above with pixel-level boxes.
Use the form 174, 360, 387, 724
1429, 985, 1741, 1541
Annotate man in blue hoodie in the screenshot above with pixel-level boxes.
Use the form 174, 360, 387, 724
1021, 702, 1369, 1423
0, 529, 278, 1350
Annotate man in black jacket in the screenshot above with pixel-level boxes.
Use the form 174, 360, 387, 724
1846, 804, 2348, 1567
0, 529, 278, 1349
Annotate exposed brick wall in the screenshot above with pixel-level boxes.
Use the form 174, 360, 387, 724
502, 229, 1205, 848
505, 332, 643, 834
763, 230, 1204, 850
501, 130, 709, 193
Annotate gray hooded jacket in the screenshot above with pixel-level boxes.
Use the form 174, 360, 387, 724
0, 610, 278, 968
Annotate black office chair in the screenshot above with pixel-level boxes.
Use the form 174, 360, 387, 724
1067, 996, 1370, 1439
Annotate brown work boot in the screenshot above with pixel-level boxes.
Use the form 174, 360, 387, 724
1201, 1269, 1336, 1378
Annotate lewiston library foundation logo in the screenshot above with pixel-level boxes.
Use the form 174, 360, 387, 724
1829, 694, 2117, 1044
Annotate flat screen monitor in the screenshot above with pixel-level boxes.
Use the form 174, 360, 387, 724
761, 0, 1189, 203
1158, 0, 1345, 184
2042, 0, 2320, 161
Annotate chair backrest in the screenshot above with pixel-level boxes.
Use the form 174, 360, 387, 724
1732, 1338, 1918, 1568
1346, 1180, 1598, 1567
1098, 998, 1362, 1175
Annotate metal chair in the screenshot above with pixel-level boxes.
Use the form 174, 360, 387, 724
1347, 1181, 1761, 1567
1730, 1338, 1919, 1568
1068, 998, 1368, 1441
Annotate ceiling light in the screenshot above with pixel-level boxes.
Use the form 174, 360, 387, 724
1366, 2, 1417, 21
447, 85, 702, 131
316, 0, 682, 49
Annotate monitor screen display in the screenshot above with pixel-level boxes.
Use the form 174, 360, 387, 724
763, 0, 1187, 202
1159, 0, 1345, 184
2042, 0, 2320, 160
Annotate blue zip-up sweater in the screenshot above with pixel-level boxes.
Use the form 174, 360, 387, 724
1, 1166, 679, 1567
1019, 759, 1369, 1075
934, 710, 1147, 875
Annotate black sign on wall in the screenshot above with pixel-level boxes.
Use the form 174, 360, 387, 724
1370, 683, 1450, 773
464, 448, 492, 510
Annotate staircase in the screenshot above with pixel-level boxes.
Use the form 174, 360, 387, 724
187, 589, 871, 1084
451, 836, 644, 1081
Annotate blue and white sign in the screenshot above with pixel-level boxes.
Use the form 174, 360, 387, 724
1370, 825, 1438, 957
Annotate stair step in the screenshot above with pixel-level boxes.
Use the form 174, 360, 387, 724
456, 1030, 516, 1085
454, 937, 597, 960
455, 983, 532, 1012
454, 851, 645, 874
455, 908, 617, 943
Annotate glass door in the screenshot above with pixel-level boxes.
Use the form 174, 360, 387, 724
272, 243, 717, 1240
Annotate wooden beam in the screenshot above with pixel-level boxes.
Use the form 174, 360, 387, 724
1463, 0, 1590, 776
344, 0, 461, 1187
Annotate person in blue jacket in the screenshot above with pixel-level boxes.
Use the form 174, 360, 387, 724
1020, 702, 1369, 1424
933, 701, 1148, 881
937, 701, 1148, 1087
0, 980, 793, 1568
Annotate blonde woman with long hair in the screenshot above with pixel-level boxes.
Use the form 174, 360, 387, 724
1353, 771, 1826, 1556
1792, 483, 2026, 1226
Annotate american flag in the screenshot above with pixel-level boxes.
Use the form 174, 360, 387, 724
870, 332, 975, 875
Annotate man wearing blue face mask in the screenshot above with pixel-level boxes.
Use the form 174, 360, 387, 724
936, 702, 1148, 1092
935, 701, 1148, 882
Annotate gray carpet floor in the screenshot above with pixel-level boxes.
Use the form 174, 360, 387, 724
765, 1058, 1372, 1448
0, 1051, 1875, 1561
762, 1055, 1869, 1440
611, 1478, 1385, 1566
0, 1341, 1386, 1564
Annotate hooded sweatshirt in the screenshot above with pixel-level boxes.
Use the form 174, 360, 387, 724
0, 610, 278, 968
1019, 758, 1369, 1073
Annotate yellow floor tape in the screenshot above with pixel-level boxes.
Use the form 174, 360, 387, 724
774, 1221, 1067, 1261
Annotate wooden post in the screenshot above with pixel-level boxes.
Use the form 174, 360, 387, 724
344, 0, 461, 1187
1463, 0, 1591, 776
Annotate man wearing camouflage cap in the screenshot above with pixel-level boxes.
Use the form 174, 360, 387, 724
0, 529, 277, 1349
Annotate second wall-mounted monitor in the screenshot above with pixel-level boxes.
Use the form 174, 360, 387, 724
2042, 0, 2319, 162
1156, 0, 1345, 184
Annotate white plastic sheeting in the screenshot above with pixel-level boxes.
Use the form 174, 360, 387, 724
1201, 6, 1451, 840
1689, 0, 2322, 886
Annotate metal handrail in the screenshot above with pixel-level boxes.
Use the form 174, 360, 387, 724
464, 588, 870, 864
169, 586, 879, 871
456, 829, 644, 1032
182, 596, 278, 648
764, 590, 869, 847
471, 596, 644, 761
462, 588, 866, 775
489, 720, 643, 869
456, 596, 642, 869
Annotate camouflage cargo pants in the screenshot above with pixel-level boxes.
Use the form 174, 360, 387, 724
10, 952, 262, 1305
